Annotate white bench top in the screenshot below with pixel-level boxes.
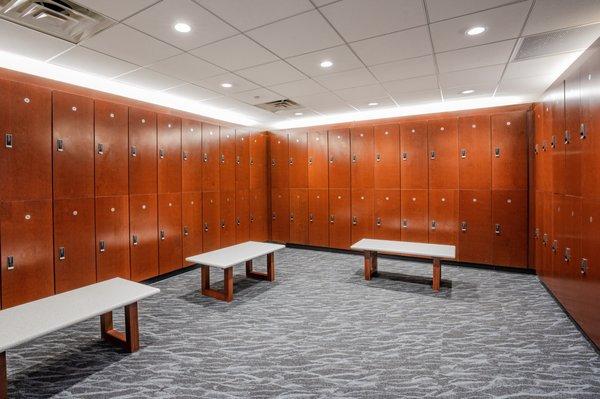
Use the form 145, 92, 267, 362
0, 278, 159, 353
351, 239, 456, 260
185, 241, 285, 269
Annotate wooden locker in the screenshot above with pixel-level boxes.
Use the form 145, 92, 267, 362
250, 132, 268, 190
429, 189, 458, 246
308, 130, 328, 189
580, 55, 600, 199
541, 191, 554, 283
235, 189, 250, 243
351, 127, 374, 189
552, 196, 581, 282
129, 194, 158, 282
235, 130, 250, 191
157, 114, 182, 194
0, 81, 52, 201
551, 82, 566, 193
270, 131, 289, 189
1, 200, 54, 308
308, 189, 329, 247
158, 192, 182, 274
374, 189, 401, 240
351, 189, 374, 243
329, 189, 351, 249
94, 100, 128, 197
95, 195, 130, 281
289, 188, 308, 244
202, 191, 220, 251
182, 119, 203, 192
491, 111, 527, 190
458, 115, 491, 189
580, 198, 600, 346
129, 108, 157, 195
533, 190, 544, 272
220, 127, 236, 191
565, 74, 582, 197
492, 190, 528, 268
182, 192, 202, 267
53, 91, 94, 199
540, 101, 554, 192
400, 122, 428, 189
551, 194, 565, 283
271, 189, 290, 243
458, 190, 492, 264
428, 118, 458, 189
374, 124, 400, 189
53, 198, 96, 293
220, 191, 236, 247
202, 123, 220, 192
328, 129, 351, 188
289, 130, 308, 188
250, 189, 268, 242
401, 190, 428, 242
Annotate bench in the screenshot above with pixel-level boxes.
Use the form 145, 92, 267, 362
351, 239, 456, 291
0, 278, 159, 398
185, 241, 285, 302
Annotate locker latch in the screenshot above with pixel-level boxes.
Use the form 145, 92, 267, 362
494, 147, 500, 158
376, 153, 381, 162
272, 212, 276, 220
329, 215, 335, 223
236, 155, 240, 165
430, 150, 436, 160
58, 247, 66, 260
290, 213, 294, 222
236, 217, 241, 226
5, 133, 13, 148
160, 230, 166, 240
250, 215, 254, 223
534, 228, 540, 239
352, 154, 357, 163
7, 256, 14, 270
249, 157, 254, 165
460, 148, 467, 159
580, 123, 587, 140
289, 157, 294, 165
329, 156, 334, 164
550, 135, 557, 149
376, 217, 382, 227
131, 146, 137, 157
308, 157, 313, 165
541, 141, 547, 152
402, 219, 408, 228
159, 148, 165, 159
352, 216, 358, 225
221, 220, 226, 228
183, 151, 189, 161
183, 226, 189, 236
564, 130, 571, 145
580, 258, 588, 275
460, 221, 467, 232
132, 235, 139, 246
542, 233, 548, 246
220, 154, 225, 164
495, 223, 501, 235
56, 139, 64, 152
204, 223, 209, 232
309, 213, 314, 223
431, 220, 437, 230
534, 144, 539, 155
97, 143, 104, 155
271, 159, 276, 166
203, 153, 208, 162
551, 240, 558, 253
402, 152, 408, 161
564, 247, 571, 262
99, 240, 106, 253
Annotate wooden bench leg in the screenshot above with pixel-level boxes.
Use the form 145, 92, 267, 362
432, 258, 441, 292
100, 303, 140, 353
201, 265, 234, 302
245, 254, 276, 282
1, 351, 7, 399
364, 251, 377, 280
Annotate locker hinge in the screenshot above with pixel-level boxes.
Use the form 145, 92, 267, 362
289, 157, 294, 165
352, 216, 358, 225
236, 155, 240, 165
99, 240, 106, 252
376, 217, 382, 227
494, 147, 501, 158
564, 247, 571, 263
58, 247, 66, 260
402, 219, 408, 228
430, 150, 436, 160
220, 154, 225, 164
97, 143, 104, 155
131, 146, 137, 157
309, 213, 314, 222
290, 213, 294, 222
402, 152, 408, 161
495, 223, 501, 235
460, 221, 467, 232
183, 226, 189, 236
5, 133, 13, 148
551, 240, 558, 253
308, 157, 313, 165
183, 151, 189, 161
431, 220, 437, 230
550, 135, 557, 149
460, 148, 467, 159
542, 233, 548, 246
236, 217, 241, 226
352, 154, 357, 163
56, 139, 64, 152
564, 130, 571, 145
376, 153, 381, 162
580, 258, 588, 275
7, 256, 14, 270
204, 223, 209, 232
132, 235, 139, 246
203, 153, 208, 162
329, 215, 335, 223
159, 148, 166, 159
580, 123, 587, 140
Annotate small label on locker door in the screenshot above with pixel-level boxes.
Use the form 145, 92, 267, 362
5, 133, 13, 148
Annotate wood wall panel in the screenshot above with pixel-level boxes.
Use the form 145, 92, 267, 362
374, 189, 401, 240
129, 108, 157, 195
551, 82, 566, 193
158, 193, 182, 274
564, 74, 582, 197
129, 194, 158, 282
95, 195, 130, 281
289, 130, 308, 188
580, 198, 600, 346
308, 189, 329, 247
182, 119, 202, 192
95, 101, 128, 197
182, 192, 202, 267
308, 130, 328, 189
400, 122, 428, 189
289, 188, 309, 244
374, 125, 400, 189
458, 115, 491, 189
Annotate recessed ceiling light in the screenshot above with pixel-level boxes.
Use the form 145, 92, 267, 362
320, 60, 333, 68
368, 102, 379, 106
221, 83, 233, 88
294, 112, 303, 116
466, 26, 486, 36
461, 89, 475, 94
174, 22, 191, 33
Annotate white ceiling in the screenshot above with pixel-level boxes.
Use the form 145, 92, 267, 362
0, 0, 600, 128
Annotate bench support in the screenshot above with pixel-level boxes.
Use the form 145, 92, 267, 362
100, 302, 139, 353
201, 266, 233, 302
245, 253, 275, 281
432, 258, 441, 292
364, 251, 378, 280
1, 351, 6, 399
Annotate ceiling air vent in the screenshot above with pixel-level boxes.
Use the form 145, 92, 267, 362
255, 99, 302, 114
514, 24, 600, 61
0, 0, 113, 43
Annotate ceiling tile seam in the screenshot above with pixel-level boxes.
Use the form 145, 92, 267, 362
113, 0, 164, 23
433, 38, 519, 56
422, 0, 444, 102
428, 0, 529, 24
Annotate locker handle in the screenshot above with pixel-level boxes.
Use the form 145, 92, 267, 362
132, 235, 139, 246
160, 230, 166, 240
329, 215, 335, 223
220, 154, 225, 164
551, 240, 558, 253
99, 240, 106, 253
7, 256, 14, 270
5, 133, 13, 148
271, 159, 276, 167
460, 221, 467, 232
376, 153, 381, 162
183, 151, 189, 161
550, 135, 557, 149
250, 214, 255, 223
564, 247, 571, 263
580, 123, 587, 140
402, 219, 408, 228
131, 146, 137, 157
97, 143, 104, 155
430, 150, 435, 160
494, 147, 500, 158
534, 228, 540, 239
56, 139, 64, 152
564, 130, 571, 145
236, 217, 241, 226
250, 157, 254, 165
352, 216, 358, 226
308, 157, 313, 165
289, 157, 294, 165
534, 144, 539, 155
221, 220, 225, 229
460, 148, 467, 159
376, 217, 382, 227
495, 223, 501, 235
183, 226, 189, 236
159, 148, 165, 159
236, 155, 240, 165
290, 213, 294, 222
58, 247, 66, 260
329, 156, 334, 164
542, 233, 548, 246
203, 153, 208, 162
204, 223, 209, 232
309, 213, 314, 223
580, 258, 588, 275
431, 220, 437, 230
541, 141, 547, 152
272, 212, 277, 220
402, 152, 408, 161
352, 154, 357, 163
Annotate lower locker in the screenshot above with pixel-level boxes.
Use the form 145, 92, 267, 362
374, 189, 401, 241
130, 194, 158, 282
458, 190, 492, 264
158, 193, 182, 274
541, 191, 554, 282
235, 190, 250, 243
551, 194, 565, 287
533, 191, 544, 272
580, 198, 600, 346
329, 189, 351, 249
220, 191, 236, 247
492, 190, 527, 268
182, 192, 202, 267
552, 195, 582, 302
203, 191, 220, 251
351, 189, 374, 244
400, 190, 428, 243
428, 189, 458, 246
95, 195, 130, 281
54, 198, 96, 293
249, 189, 268, 242
308, 189, 329, 247
1, 200, 54, 308
271, 189, 290, 243
289, 188, 308, 244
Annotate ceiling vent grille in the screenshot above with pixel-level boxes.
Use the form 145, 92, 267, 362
255, 99, 302, 113
0, 0, 113, 43
514, 24, 600, 61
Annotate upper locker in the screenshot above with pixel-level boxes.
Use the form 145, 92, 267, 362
491, 111, 527, 190
250, 132, 268, 190
235, 130, 250, 243
308, 129, 328, 189
564, 73, 582, 197
202, 123, 220, 192
374, 124, 400, 189
220, 127, 236, 192
95, 101, 128, 196
129, 108, 157, 195
328, 129, 351, 188
458, 115, 491, 190
400, 121, 428, 190
289, 129, 308, 188
580, 54, 600, 199
428, 118, 458, 190
550, 81, 566, 193
270, 131, 289, 189
351, 127, 374, 189
182, 119, 203, 193
158, 115, 182, 194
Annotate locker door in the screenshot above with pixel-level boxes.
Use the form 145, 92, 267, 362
308, 130, 328, 189
202, 123, 220, 192
129, 194, 158, 282
53, 91, 94, 199
551, 194, 566, 283
458, 190, 492, 264
220, 191, 236, 247
95, 101, 128, 196
351, 127, 374, 189
540, 101, 554, 192
458, 115, 491, 189
1, 200, 54, 308
0, 81, 52, 201
271, 189, 290, 243
95, 196, 130, 281
534, 190, 544, 272
182, 192, 202, 267
428, 118, 458, 189
564, 74, 582, 197
533, 104, 543, 191
289, 188, 308, 244
492, 190, 528, 268
250, 132, 268, 190
158, 193, 182, 274
551, 82, 566, 193
129, 108, 157, 195
270, 132, 289, 189
541, 191, 554, 282
202, 191, 220, 251
374, 124, 400, 189
157, 114, 182, 194
308, 189, 329, 247
329, 189, 351, 249
400, 122, 428, 189
351, 189, 374, 243
374, 189, 400, 240
220, 127, 236, 191
491, 111, 527, 190
54, 198, 96, 293
250, 189, 268, 242
429, 189, 458, 246
560, 196, 582, 281
235, 130, 250, 191
235, 189, 250, 243
328, 129, 351, 188
580, 198, 600, 346
182, 119, 202, 192
580, 56, 600, 199
401, 190, 428, 242
289, 130, 308, 188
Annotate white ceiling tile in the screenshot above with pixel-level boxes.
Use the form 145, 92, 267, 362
369, 55, 436, 82
320, 0, 426, 42
504, 52, 583, 80
269, 79, 328, 98
73, 0, 160, 21
237, 61, 305, 86
0, 19, 73, 61
524, 0, 600, 35
285, 45, 363, 77
200, 96, 250, 110
496, 74, 557, 97
311, 103, 357, 114
383, 75, 439, 94
426, 0, 522, 22
335, 84, 389, 102
392, 89, 442, 105
247, 10, 343, 58
148, 53, 224, 84
442, 83, 497, 99
49, 46, 138, 78
430, 1, 532, 52
350, 96, 397, 111
81, 24, 181, 65
191, 35, 278, 71
436, 40, 516, 73
350, 26, 432, 66
123, 0, 237, 50
194, 0, 314, 31
438, 64, 505, 89
293, 91, 346, 107
314, 68, 378, 90
163, 84, 222, 101
275, 108, 319, 118
115, 68, 183, 90
231, 87, 283, 105
197, 73, 259, 94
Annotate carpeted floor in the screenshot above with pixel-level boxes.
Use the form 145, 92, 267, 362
5, 247, 600, 398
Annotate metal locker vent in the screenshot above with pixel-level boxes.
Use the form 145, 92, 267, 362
255, 99, 302, 114
513, 24, 600, 61
0, 0, 114, 43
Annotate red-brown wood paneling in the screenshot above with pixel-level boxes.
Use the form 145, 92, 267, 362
129, 194, 158, 282
329, 188, 351, 249
129, 108, 157, 195
401, 189, 428, 242
308, 130, 328, 189
182, 119, 202, 192
250, 132, 268, 190
220, 127, 236, 192
351, 127, 374, 189
95, 195, 130, 281
400, 122, 428, 189
157, 114, 182, 194
428, 189, 458, 246
492, 190, 528, 268
459, 190, 492, 264
202, 123, 220, 192
235, 130, 250, 191
182, 192, 202, 267
491, 111, 527, 190
580, 198, 600, 347
374, 124, 400, 189
551, 82, 566, 193
289, 130, 308, 188
270, 131, 289, 189
289, 188, 309, 244
564, 74, 582, 197
95, 100, 128, 196
351, 189, 374, 243
458, 115, 491, 189
158, 192, 182, 274
271, 189, 290, 243
249, 189, 268, 242
220, 191, 236, 247
202, 191, 220, 251
374, 189, 401, 240
580, 54, 600, 199
328, 129, 351, 189
235, 189, 250, 243
308, 188, 329, 247
428, 118, 458, 189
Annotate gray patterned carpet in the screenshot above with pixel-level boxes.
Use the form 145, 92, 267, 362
5, 247, 600, 398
